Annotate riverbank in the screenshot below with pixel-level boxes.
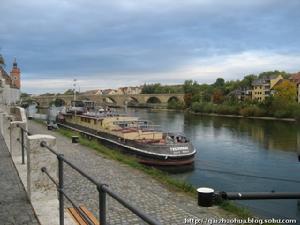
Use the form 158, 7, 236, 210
149, 108, 296, 122
189, 111, 296, 122
29, 119, 242, 224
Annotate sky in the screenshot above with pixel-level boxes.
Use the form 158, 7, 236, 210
1, 0, 300, 94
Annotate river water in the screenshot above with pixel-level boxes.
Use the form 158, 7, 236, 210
126, 108, 300, 221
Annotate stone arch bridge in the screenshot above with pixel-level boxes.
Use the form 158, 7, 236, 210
27, 93, 184, 108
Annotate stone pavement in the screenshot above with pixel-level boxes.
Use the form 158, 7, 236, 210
29, 120, 235, 225
0, 134, 40, 225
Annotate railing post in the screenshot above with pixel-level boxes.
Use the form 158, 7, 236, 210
10, 121, 26, 161
98, 184, 107, 225
58, 154, 64, 225
3, 114, 12, 149
21, 128, 25, 164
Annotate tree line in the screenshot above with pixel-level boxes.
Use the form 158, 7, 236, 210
142, 71, 300, 119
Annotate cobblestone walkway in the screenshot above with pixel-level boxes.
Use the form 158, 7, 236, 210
29, 121, 234, 225
0, 134, 40, 225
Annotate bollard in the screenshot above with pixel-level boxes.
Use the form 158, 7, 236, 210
197, 187, 215, 207
72, 136, 79, 143
48, 124, 53, 130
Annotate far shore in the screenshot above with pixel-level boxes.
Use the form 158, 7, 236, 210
149, 108, 297, 122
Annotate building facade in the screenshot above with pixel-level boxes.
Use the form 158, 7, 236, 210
289, 72, 300, 103
251, 75, 283, 101
0, 55, 21, 105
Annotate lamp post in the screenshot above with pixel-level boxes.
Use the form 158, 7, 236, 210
73, 79, 77, 117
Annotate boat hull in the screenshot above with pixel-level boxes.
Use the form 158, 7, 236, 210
58, 121, 196, 172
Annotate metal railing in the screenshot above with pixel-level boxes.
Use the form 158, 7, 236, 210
197, 187, 300, 207
16, 125, 31, 164
17, 126, 162, 225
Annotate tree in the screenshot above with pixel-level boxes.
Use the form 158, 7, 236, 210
214, 78, 225, 87
224, 80, 240, 94
20, 92, 30, 98
212, 89, 224, 104
141, 83, 183, 94
240, 74, 257, 88
258, 70, 290, 79
50, 99, 65, 107
273, 80, 297, 104
64, 89, 75, 95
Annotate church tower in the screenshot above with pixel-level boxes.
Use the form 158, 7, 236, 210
10, 58, 21, 89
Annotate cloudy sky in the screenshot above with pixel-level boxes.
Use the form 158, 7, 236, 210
1, 0, 300, 94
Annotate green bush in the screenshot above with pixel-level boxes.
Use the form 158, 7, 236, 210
273, 110, 289, 118
202, 103, 215, 113
167, 100, 185, 110
191, 102, 202, 112
292, 105, 300, 121
239, 105, 265, 117
215, 105, 240, 115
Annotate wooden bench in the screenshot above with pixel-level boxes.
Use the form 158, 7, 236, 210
67, 206, 99, 225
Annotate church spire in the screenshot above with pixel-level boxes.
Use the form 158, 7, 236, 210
13, 57, 17, 68
10, 57, 21, 89
0, 54, 5, 66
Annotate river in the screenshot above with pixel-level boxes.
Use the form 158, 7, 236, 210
126, 108, 300, 221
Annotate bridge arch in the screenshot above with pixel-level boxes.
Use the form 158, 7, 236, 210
49, 98, 66, 107
126, 96, 139, 105
167, 96, 180, 103
21, 99, 40, 108
146, 96, 161, 104
103, 97, 117, 104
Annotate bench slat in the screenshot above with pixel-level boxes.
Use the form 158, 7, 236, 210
67, 206, 100, 225
67, 207, 88, 225
80, 206, 99, 225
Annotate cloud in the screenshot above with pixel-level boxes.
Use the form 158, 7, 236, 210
21, 50, 300, 94
1, 0, 300, 93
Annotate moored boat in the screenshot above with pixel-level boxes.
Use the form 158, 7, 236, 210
57, 104, 196, 172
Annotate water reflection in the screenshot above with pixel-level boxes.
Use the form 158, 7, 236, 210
126, 108, 300, 220
184, 114, 299, 153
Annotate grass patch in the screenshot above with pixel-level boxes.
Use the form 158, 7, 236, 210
219, 201, 253, 218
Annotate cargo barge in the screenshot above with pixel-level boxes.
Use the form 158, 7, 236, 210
57, 106, 196, 172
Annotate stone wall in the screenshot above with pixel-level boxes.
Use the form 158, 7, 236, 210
0, 106, 73, 225
0, 78, 20, 105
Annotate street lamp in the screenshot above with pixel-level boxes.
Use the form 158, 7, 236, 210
73, 79, 77, 117
73, 79, 77, 101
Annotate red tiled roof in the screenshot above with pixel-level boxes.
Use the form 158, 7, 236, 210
290, 72, 300, 84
